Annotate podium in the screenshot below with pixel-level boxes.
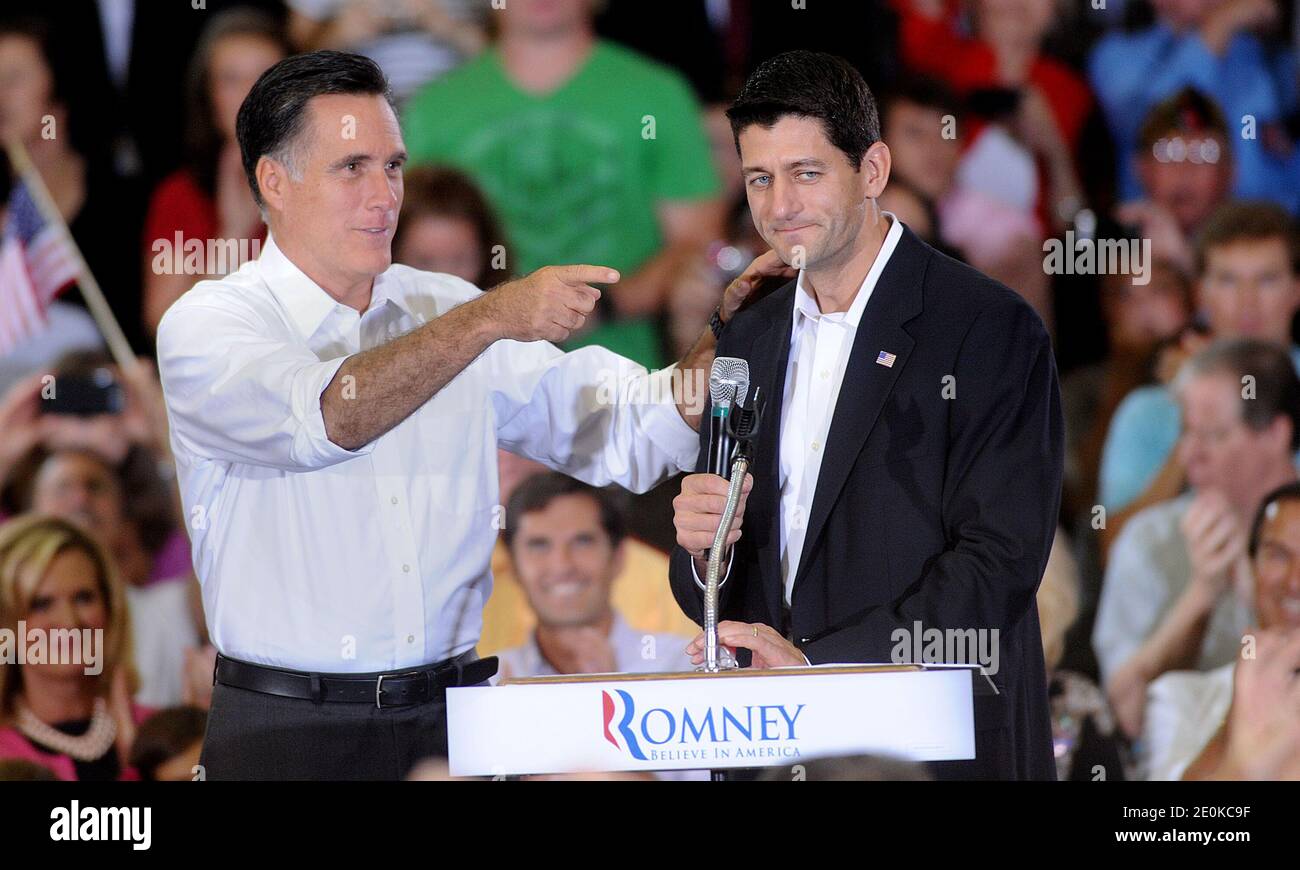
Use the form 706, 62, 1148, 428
446, 663, 978, 777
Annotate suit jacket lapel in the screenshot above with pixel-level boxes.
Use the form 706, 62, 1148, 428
740, 284, 796, 629
790, 228, 928, 595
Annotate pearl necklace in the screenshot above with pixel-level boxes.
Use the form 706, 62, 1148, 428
15, 699, 117, 762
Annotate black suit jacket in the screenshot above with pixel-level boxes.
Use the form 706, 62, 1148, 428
669, 227, 1063, 781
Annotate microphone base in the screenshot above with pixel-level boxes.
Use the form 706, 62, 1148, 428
695, 647, 739, 673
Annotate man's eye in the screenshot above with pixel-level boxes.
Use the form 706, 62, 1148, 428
799, 171, 820, 180
750, 175, 770, 187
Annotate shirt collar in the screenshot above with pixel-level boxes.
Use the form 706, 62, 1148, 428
526, 611, 631, 675
792, 211, 905, 330
258, 233, 411, 339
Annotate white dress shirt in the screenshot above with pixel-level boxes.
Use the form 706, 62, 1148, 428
156, 236, 698, 673
777, 213, 903, 605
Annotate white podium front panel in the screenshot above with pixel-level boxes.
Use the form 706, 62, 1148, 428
446, 665, 975, 776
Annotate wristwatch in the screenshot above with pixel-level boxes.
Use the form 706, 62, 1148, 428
708, 306, 725, 340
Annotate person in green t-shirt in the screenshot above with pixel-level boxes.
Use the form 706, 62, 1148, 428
402, 0, 722, 369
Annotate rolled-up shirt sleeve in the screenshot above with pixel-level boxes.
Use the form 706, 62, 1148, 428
489, 341, 699, 493
157, 301, 375, 471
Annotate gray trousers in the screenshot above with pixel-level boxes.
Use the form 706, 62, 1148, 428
200, 681, 452, 781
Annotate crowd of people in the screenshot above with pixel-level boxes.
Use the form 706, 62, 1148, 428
1, 0, 1299, 780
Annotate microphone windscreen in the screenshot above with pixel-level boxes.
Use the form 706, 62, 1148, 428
709, 356, 750, 408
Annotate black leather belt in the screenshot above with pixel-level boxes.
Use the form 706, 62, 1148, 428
214, 651, 498, 708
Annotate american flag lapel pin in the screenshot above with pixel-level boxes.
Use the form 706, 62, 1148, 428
876, 350, 897, 368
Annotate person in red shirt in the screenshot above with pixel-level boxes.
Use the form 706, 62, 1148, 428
892, 0, 1091, 234
141, 9, 289, 338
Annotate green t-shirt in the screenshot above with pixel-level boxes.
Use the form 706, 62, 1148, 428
402, 41, 720, 368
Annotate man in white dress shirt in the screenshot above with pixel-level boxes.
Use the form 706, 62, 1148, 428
154, 50, 777, 779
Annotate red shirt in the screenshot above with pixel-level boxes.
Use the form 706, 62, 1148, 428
143, 169, 266, 262
891, 1, 1091, 151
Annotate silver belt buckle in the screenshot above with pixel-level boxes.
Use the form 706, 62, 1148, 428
375, 670, 420, 708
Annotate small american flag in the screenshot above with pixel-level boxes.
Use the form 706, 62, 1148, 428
876, 350, 897, 368
0, 176, 80, 353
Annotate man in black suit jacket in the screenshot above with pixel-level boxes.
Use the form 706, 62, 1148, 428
669, 51, 1063, 780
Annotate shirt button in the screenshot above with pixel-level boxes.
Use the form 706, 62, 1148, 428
820, 369, 830, 379
811, 440, 821, 452
402, 564, 411, 573
407, 635, 415, 644
391, 496, 398, 505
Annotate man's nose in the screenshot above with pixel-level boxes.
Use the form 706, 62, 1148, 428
552, 546, 580, 573
365, 166, 399, 212
770, 177, 801, 221
65, 485, 93, 513
1285, 560, 1300, 596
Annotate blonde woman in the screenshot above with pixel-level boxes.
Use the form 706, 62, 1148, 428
0, 515, 149, 780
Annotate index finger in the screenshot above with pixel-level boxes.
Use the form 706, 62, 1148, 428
0, 372, 46, 416
745, 249, 797, 278
556, 264, 620, 286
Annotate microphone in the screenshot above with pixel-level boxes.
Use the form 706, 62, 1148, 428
699, 370, 764, 675
707, 357, 750, 480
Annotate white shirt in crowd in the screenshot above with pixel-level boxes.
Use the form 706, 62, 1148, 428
125, 576, 199, 708
156, 235, 698, 674
1140, 663, 1233, 780
492, 612, 693, 684
1093, 493, 1253, 681
778, 212, 903, 605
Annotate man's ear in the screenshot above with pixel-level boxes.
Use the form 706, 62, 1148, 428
255, 154, 288, 213
610, 540, 627, 580
1268, 415, 1294, 457
862, 141, 891, 199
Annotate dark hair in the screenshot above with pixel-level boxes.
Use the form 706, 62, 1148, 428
184, 8, 290, 198
503, 473, 626, 552
1180, 338, 1300, 452
1249, 481, 1300, 558
757, 753, 932, 781
394, 165, 513, 288
129, 706, 208, 781
1194, 200, 1299, 277
1137, 87, 1229, 152
878, 76, 961, 131
726, 51, 879, 171
0, 16, 92, 160
236, 50, 393, 210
